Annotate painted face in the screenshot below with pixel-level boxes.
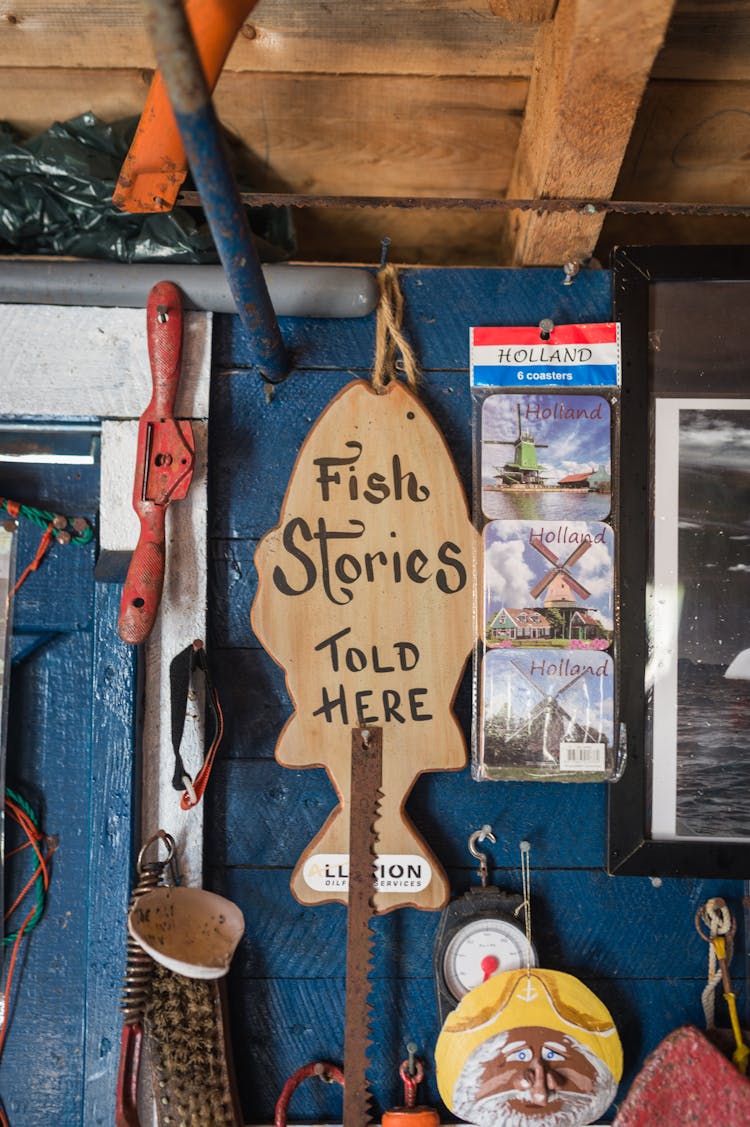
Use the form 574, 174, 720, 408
476, 1026, 598, 1118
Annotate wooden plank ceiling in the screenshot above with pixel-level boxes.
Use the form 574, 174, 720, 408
0, 0, 748, 266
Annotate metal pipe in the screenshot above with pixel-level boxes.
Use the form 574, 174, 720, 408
143, 0, 289, 382
0, 261, 378, 318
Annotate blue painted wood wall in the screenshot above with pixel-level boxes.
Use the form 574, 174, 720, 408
3, 266, 746, 1124
204, 268, 747, 1123
4, 461, 135, 1125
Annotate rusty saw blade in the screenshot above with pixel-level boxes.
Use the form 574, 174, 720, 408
343, 726, 383, 1127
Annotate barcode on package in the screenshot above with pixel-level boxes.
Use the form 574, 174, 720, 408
559, 743, 606, 772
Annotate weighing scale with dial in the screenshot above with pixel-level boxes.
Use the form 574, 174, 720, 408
433, 827, 537, 1024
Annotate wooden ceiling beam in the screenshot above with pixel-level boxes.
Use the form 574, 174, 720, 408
489, 0, 557, 22
503, 0, 676, 266
0, 1, 541, 77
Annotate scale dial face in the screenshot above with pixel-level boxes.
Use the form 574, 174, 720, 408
442, 915, 535, 1001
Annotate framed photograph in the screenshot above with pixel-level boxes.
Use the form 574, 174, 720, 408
609, 245, 750, 877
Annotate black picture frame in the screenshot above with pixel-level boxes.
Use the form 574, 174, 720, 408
608, 245, 750, 877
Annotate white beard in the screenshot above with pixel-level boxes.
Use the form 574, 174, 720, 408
451, 1029, 617, 1127
456, 1086, 601, 1127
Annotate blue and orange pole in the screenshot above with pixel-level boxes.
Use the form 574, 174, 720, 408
143, 0, 289, 384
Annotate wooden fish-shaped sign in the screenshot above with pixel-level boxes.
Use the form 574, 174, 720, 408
252, 379, 478, 912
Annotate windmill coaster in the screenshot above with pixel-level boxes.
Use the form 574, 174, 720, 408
480, 392, 612, 522
479, 648, 615, 781
484, 521, 614, 652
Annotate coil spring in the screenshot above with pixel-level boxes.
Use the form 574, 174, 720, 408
120, 830, 176, 1025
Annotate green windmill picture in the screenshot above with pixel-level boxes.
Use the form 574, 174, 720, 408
487, 402, 548, 486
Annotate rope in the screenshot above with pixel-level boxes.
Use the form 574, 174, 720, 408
515, 840, 533, 981
371, 264, 420, 393
0, 789, 57, 1127
696, 898, 749, 1072
11, 526, 54, 596
698, 898, 733, 1030
3, 790, 53, 944
1, 499, 92, 597
0, 500, 92, 545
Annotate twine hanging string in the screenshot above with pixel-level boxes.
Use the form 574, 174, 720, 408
371, 263, 420, 393
700, 899, 731, 1029
695, 897, 749, 1072
515, 840, 533, 983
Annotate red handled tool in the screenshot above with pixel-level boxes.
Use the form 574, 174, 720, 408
119, 282, 195, 644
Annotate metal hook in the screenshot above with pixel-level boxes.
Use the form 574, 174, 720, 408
136, 828, 176, 874
468, 824, 496, 887
538, 318, 554, 341
380, 236, 392, 268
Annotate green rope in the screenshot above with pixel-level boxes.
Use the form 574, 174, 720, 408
0, 499, 93, 545
3, 788, 49, 944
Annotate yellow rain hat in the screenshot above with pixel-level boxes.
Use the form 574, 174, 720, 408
435, 967, 623, 1108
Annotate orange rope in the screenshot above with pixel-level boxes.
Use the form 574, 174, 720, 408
0, 796, 56, 1123
0, 903, 38, 1063
11, 525, 54, 596
4, 868, 41, 924
3, 828, 48, 923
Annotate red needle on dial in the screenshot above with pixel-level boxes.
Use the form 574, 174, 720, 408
481, 955, 500, 981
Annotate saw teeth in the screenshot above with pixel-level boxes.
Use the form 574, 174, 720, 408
364, 1090, 378, 1125
365, 921, 376, 980
344, 727, 383, 1125
370, 787, 384, 852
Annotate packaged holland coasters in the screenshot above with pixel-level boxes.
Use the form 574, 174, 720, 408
469, 323, 623, 781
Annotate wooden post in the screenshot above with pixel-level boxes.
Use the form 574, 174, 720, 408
489, 0, 556, 22
503, 0, 676, 265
